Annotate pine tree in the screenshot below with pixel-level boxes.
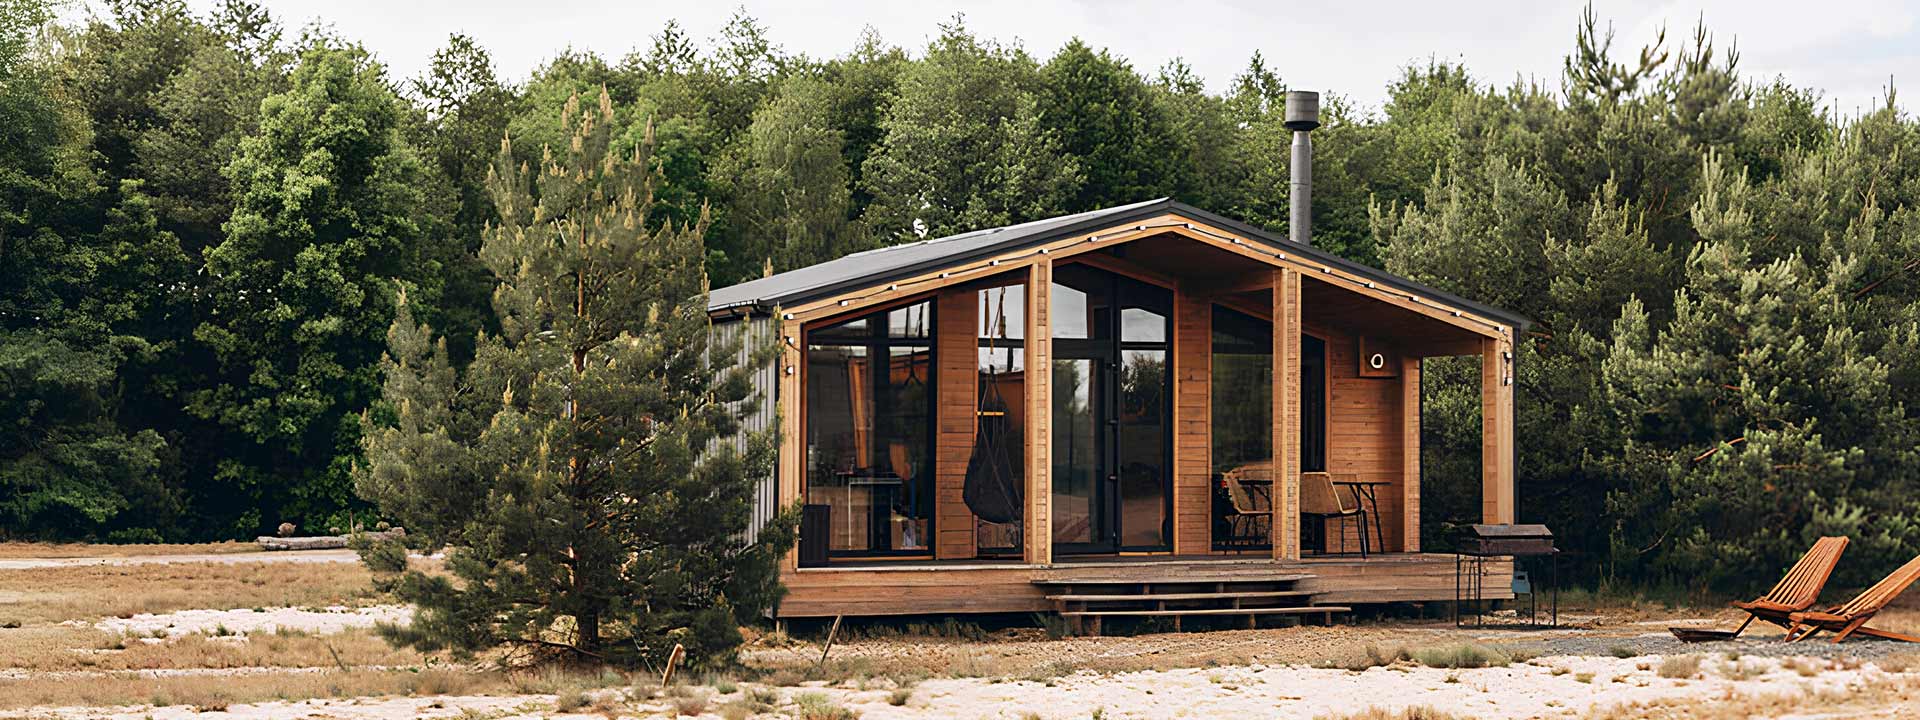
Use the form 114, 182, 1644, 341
359, 90, 792, 668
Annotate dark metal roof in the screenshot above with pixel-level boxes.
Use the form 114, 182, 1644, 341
708, 198, 1532, 329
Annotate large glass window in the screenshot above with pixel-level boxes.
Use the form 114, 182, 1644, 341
1211, 306, 1327, 549
806, 301, 934, 556
970, 283, 1025, 555
1301, 334, 1327, 473
1211, 306, 1272, 477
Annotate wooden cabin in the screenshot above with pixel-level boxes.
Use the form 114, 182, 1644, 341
709, 199, 1528, 625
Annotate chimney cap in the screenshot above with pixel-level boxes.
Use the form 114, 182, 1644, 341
1283, 90, 1320, 131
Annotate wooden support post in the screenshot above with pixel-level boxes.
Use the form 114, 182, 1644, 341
1480, 335, 1515, 524
1271, 268, 1302, 560
817, 616, 842, 669
1025, 261, 1054, 565
935, 290, 978, 560
778, 314, 805, 572
1172, 290, 1211, 555
1401, 356, 1422, 552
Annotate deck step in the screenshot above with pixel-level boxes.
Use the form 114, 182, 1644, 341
1032, 573, 1315, 585
1059, 605, 1351, 618
1046, 590, 1316, 602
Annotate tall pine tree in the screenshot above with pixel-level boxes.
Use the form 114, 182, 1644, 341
359, 90, 791, 668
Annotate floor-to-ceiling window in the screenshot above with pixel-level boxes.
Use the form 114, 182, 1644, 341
1210, 305, 1327, 550
805, 300, 935, 557
970, 281, 1026, 556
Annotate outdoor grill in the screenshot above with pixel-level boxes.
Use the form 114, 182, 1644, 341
1455, 523, 1559, 629
1460, 524, 1556, 556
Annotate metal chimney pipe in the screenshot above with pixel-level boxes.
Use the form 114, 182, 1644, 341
1284, 90, 1321, 246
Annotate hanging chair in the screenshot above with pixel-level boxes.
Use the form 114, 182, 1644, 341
965, 290, 1025, 525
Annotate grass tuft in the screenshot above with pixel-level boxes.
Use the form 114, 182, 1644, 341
792, 691, 859, 720
1657, 655, 1701, 679
1410, 644, 1510, 669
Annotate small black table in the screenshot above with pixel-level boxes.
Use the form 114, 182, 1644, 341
1332, 479, 1391, 554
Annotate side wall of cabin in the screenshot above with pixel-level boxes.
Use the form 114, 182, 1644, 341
708, 314, 781, 545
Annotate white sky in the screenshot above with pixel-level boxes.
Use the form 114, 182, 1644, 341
113, 1, 1920, 116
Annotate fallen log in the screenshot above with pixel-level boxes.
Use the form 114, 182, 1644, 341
256, 528, 405, 551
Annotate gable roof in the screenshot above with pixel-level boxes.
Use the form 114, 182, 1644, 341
708, 198, 1531, 329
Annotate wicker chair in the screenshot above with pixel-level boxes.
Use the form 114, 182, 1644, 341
1218, 463, 1273, 548
1301, 471, 1367, 557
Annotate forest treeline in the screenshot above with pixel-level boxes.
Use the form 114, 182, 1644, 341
4, 0, 1918, 593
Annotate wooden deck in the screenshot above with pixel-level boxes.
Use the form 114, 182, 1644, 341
774, 553, 1512, 618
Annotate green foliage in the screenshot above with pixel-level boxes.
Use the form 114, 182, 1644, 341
859, 18, 1080, 242
1038, 38, 1183, 210
359, 92, 793, 668
711, 75, 872, 278
191, 39, 430, 535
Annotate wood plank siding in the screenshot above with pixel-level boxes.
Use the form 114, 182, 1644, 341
774, 555, 1511, 617
935, 290, 978, 559
1171, 291, 1212, 555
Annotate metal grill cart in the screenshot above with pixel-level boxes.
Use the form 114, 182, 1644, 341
1456, 524, 1558, 629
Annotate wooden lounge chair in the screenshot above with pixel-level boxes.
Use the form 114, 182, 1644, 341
1784, 553, 1920, 643
1723, 536, 1849, 638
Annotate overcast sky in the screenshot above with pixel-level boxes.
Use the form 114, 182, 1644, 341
138, 1, 1916, 116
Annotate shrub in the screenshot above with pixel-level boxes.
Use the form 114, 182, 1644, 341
555, 689, 590, 712
1657, 655, 1701, 679
1411, 644, 1509, 669
793, 692, 859, 720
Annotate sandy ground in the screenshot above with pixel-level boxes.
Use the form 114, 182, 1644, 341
831, 654, 1908, 719
6, 543, 1919, 719
89, 604, 412, 637
12, 654, 1918, 719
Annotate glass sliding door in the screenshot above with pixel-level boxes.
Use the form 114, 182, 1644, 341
1209, 304, 1329, 550
971, 282, 1026, 556
1050, 356, 1102, 549
1049, 264, 1172, 554
1116, 348, 1169, 548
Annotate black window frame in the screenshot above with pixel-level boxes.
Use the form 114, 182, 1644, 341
803, 298, 938, 559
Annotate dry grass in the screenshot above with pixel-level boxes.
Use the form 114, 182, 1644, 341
0, 626, 422, 672
0, 668, 494, 710
0, 560, 395, 625
0, 542, 260, 559
1655, 655, 1701, 679
1410, 644, 1511, 669
791, 691, 858, 720
1314, 707, 1465, 720
0, 664, 643, 711
1584, 674, 1920, 719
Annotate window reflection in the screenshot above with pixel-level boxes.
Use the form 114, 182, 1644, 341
806, 300, 934, 556
971, 284, 1026, 555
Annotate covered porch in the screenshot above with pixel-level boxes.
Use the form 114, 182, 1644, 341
711, 199, 1525, 619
